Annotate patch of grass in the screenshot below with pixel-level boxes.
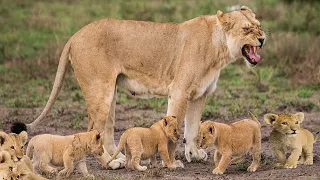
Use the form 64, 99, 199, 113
70, 112, 87, 129
236, 162, 250, 171
297, 88, 314, 98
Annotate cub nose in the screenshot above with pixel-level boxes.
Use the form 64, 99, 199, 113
258, 38, 265, 46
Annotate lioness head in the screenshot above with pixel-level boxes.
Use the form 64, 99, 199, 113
264, 112, 304, 136
162, 116, 180, 142
72, 130, 104, 156
0, 150, 17, 180
217, 6, 266, 67
199, 121, 216, 149
0, 131, 28, 162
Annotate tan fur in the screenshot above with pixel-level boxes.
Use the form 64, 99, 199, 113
0, 131, 28, 162
199, 113, 261, 175
107, 116, 182, 171
0, 150, 17, 180
264, 112, 319, 168
27, 6, 266, 164
13, 156, 48, 180
26, 130, 103, 178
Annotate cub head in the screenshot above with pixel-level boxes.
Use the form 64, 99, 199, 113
162, 116, 180, 142
216, 6, 266, 67
264, 112, 304, 136
73, 130, 104, 156
199, 121, 216, 149
0, 150, 17, 180
0, 131, 28, 162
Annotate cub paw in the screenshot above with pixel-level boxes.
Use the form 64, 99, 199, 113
247, 165, 257, 172
85, 174, 95, 179
284, 162, 297, 169
212, 168, 224, 175
174, 160, 185, 168
304, 159, 313, 165
137, 165, 147, 171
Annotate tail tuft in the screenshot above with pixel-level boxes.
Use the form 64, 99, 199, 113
10, 122, 27, 134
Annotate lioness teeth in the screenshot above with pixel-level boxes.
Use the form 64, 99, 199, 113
253, 46, 257, 53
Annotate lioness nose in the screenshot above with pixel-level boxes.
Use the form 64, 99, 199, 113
258, 38, 264, 45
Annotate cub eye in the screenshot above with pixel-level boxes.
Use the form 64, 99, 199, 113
174, 129, 177, 133
10, 146, 14, 149
203, 136, 205, 140
17, 175, 20, 179
295, 121, 299, 124
21, 146, 24, 149
243, 27, 250, 31
282, 122, 288, 125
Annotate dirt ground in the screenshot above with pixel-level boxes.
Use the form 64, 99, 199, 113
1, 104, 320, 180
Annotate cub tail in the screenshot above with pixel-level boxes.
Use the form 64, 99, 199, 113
248, 111, 261, 128
106, 133, 127, 166
314, 132, 319, 143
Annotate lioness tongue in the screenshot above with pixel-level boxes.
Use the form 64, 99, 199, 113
248, 46, 261, 62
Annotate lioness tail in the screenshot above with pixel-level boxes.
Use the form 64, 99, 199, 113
106, 133, 127, 165
248, 111, 261, 128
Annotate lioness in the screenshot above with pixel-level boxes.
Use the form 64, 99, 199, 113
264, 112, 319, 168
199, 112, 261, 175
27, 6, 266, 166
0, 131, 28, 162
26, 130, 104, 178
107, 116, 183, 171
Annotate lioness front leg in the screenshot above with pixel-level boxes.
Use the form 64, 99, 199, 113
184, 96, 208, 162
285, 148, 302, 169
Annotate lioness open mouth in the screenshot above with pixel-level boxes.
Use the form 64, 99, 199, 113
242, 45, 261, 66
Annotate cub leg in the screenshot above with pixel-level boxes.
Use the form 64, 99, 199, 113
128, 139, 146, 171
183, 96, 207, 163
76, 159, 94, 178
303, 144, 314, 165
125, 146, 132, 169
273, 149, 286, 167
214, 151, 222, 167
285, 148, 302, 168
298, 151, 306, 164
38, 152, 58, 174
58, 150, 74, 177
150, 155, 157, 168
212, 151, 232, 175
158, 143, 175, 169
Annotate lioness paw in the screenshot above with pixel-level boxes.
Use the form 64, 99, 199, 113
174, 160, 185, 168
137, 165, 147, 171
108, 158, 125, 170
212, 168, 224, 175
185, 147, 208, 162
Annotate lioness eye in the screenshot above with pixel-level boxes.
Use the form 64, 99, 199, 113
10, 146, 14, 149
282, 122, 288, 125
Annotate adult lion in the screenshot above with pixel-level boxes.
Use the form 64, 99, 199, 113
27, 6, 266, 168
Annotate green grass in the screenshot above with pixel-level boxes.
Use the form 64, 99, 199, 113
0, 0, 319, 121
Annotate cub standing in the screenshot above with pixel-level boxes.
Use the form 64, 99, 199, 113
107, 116, 183, 171
26, 130, 104, 178
264, 112, 319, 168
199, 112, 261, 175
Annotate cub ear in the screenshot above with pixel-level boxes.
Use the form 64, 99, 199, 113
96, 133, 101, 141
295, 112, 304, 123
208, 125, 215, 134
264, 113, 278, 125
216, 10, 224, 24
163, 117, 168, 126
19, 131, 28, 145
0, 132, 8, 146
0, 151, 11, 164
240, 6, 252, 12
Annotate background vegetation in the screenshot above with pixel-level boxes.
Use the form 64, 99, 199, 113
1, 0, 319, 121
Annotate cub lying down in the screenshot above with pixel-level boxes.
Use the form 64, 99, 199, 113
264, 112, 319, 168
199, 112, 261, 175
107, 116, 183, 171
26, 130, 104, 178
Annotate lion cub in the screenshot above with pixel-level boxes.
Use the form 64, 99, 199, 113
264, 112, 319, 168
26, 130, 104, 178
199, 112, 261, 175
107, 116, 182, 171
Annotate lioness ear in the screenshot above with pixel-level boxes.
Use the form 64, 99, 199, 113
96, 133, 101, 141
295, 112, 304, 123
19, 131, 28, 145
264, 113, 278, 125
0, 132, 7, 146
208, 126, 214, 134
240, 6, 252, 12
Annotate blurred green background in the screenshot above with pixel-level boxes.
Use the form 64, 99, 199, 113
0, 0, 319, 120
